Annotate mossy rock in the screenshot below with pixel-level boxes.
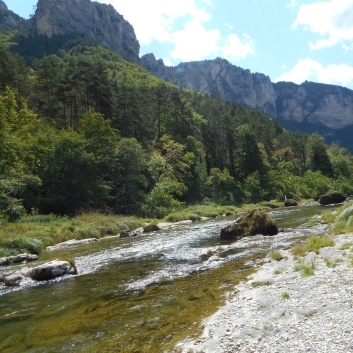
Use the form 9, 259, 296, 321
220, 209, 278, 241
319, 192, 347, 205
143, 224, 161, 233
284, 199, 298, 207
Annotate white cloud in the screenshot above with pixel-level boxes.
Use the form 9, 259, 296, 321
222, 34, 254, 60
100, 0, 254, 63
293, 0, 353, 50
274, 58, 353, 88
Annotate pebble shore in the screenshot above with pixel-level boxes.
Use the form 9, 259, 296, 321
175, 233, 353, 353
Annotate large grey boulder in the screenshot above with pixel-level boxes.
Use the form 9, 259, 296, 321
319, 192, 347, 205
220, 209, 278, 241
29, 260, 72, 281
0, 1, 8, 10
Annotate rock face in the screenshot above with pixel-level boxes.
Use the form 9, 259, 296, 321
34, 0, 140, 62
220, 209, 278, 241
142, 56, 277, 118
274, 81, 353, 129
30, 260, 72, 281
319, 192, 347, 205
142, 56, 353, 135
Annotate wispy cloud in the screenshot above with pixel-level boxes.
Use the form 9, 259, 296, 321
293, 0, 353, 50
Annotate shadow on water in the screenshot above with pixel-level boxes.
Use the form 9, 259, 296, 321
0, 203, 340, 352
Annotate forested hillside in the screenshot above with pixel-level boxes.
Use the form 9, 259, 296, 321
1, 33, 353, 220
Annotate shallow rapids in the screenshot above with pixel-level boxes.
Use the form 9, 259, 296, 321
0, 203, 339, 352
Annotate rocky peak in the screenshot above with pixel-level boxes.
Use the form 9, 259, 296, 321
34, 0, 140, 62
0, 1, 8, 11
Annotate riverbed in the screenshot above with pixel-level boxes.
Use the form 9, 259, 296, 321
0, 204, 339, 352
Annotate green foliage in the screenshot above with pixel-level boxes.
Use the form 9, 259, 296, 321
0, 35, 351, 223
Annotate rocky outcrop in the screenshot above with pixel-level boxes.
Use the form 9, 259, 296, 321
319, 192, 347, 205
220, 209, 278, 241
142, 56, 277, 118
34, 0, 140, 62
274, 81, 353, 129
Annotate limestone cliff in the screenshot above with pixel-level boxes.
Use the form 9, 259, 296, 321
274, 81, 353, 129
142, 54, 353, 130
142, 55, 277, 118
34, 0, 140, 62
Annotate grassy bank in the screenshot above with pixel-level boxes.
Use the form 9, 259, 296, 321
0, 200, 290, 257
0, 213, 148, 257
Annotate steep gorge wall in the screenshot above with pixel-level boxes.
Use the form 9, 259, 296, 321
142, 54, 353, 130
35, 0, 140, 62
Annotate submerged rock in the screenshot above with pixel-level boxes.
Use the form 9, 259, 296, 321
319, 192, 347, 205
220, 209, 278, 241
284, 199, 298, 207
29, 260, 73, 281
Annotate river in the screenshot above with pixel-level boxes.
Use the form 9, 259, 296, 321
0, 203, 339, 352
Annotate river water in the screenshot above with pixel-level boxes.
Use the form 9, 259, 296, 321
0, 204, 339, 352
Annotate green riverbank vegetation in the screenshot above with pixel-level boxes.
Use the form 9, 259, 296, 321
1, 34, 353, 255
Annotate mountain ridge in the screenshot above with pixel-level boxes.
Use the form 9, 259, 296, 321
2, 0, 353, 150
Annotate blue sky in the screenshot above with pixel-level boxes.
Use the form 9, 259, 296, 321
6, 0, 353, 89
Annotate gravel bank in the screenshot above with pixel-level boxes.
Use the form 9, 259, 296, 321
175, 233, 353, 353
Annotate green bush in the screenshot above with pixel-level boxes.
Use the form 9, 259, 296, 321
3, 237, 43, 255
189, 214, 201, 222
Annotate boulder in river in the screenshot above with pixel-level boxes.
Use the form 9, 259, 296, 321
220, 209, 278, 241
29, 260, 73, 281
319, 192, 347, 205
143, 224, 161, 233
284, 199, 298, 207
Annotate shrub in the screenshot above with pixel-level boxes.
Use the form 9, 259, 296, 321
282, 292, 290, 299
251, 281, 271, 288
305, 236, 334, 254
269, 250, 284, 261
189, 214, 201, 222
3, 236, 43, 255
340, 242, 353, 250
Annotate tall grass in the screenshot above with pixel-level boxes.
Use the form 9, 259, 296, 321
0, 212, 146, 256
